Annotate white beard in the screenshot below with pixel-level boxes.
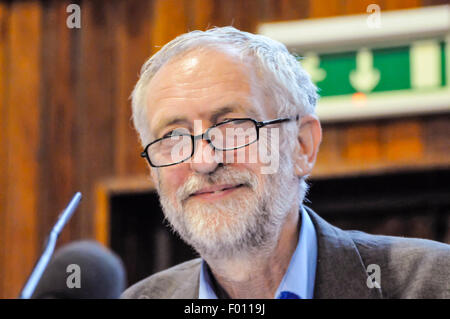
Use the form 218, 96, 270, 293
157, 154, 298, 260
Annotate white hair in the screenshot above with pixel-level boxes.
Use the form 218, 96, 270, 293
131, 26, 319, 203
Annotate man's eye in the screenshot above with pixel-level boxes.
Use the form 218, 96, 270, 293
162, 130, 175, 138
161, 127, 190, 138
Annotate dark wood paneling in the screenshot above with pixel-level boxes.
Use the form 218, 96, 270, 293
424, 115, 450, 161
3, 1, 42, 298
74, 0, 117, 240
383, 0, 421, 10
344, 123, 382, 165
258, 0, 282, 22
188, 0, 215, 30
381, 119, 423, 162
344, 0, 380, 14
38, 0, 77, 249
314, 116, 449, 178
0, 0, 448, 298
278, 0, 310, 20
310, 0, 343, 17
0, 1, 9, 299
151, 0, 188, 49
112, 0, 152, 178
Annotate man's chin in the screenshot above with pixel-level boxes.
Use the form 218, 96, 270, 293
183, 204, 238, 233
180, 203, 251, 246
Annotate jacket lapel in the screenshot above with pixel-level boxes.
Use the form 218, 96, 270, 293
305, 206, 382, 299
171, 262, 201, 299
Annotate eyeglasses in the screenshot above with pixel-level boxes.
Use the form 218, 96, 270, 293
140, 115, 299, 167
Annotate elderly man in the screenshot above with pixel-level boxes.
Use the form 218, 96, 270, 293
122, 27, 449, 299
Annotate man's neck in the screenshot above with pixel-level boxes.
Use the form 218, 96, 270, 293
204, 206, 301, 299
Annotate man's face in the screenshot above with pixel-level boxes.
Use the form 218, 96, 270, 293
144, 48, 298, 259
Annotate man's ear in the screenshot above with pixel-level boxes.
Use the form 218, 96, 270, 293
293, 114, 322, 177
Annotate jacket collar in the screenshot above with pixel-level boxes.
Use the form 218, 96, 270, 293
305, 206, 382, 299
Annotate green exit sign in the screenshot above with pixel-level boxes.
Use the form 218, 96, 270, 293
302, 42, 447, 96
258, 5, 450, 122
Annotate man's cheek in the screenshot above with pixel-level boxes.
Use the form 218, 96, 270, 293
161, 166, 189, 192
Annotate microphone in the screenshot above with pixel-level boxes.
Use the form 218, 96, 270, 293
31, 240, 126, 299
20, 192, 82, 299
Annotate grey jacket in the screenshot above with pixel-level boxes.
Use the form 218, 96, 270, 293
121, 206, 450, 299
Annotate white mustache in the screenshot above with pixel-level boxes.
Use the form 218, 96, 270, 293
176, 167, 259, 203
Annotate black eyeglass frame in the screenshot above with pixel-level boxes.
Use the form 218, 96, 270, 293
140, 115, 299, 167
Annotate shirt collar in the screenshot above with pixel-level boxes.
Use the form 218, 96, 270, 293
274, 205, 317, 299
199, 205, 318, 299
199, 257, 219, 299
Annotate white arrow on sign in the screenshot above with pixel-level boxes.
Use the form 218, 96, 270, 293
350, 48, 380, 93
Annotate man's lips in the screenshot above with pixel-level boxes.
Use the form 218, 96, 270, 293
189, 184, 245, 198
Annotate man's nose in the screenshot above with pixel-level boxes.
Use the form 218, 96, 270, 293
190, 139, 222, 174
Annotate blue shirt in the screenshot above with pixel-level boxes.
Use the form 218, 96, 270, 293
199, 205, 318, 299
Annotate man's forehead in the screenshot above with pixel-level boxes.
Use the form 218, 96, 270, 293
146, 49, 252, 104
144, 48, 270, 137
151, 47, 246, 85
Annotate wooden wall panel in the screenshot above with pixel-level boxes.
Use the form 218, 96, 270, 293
423, 0, 450, 5
2, 1, 42, 298
74, 0, 116, 240
381, 120, 423, 162
310, 0, 343, 18
314, 125, 341, 169
278, 0, 310, 20
344, 0, 380, 14
226, 0, 260, 31
189, 0, 215, 30
383, 0, 421, 10
38, 0, 77, 248
0, 0, 448, 298
344, 123, 382, 165
0, 1, 9, 300
151, 0, 188, 48
258, 0, 282, 22
112, 0, 152, 178
424, 116, 450, 162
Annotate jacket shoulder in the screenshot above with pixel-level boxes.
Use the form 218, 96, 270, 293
121, 258, 202, 299
347, 230, 450, 298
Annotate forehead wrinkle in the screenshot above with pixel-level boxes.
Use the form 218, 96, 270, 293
153, 77, 251, 102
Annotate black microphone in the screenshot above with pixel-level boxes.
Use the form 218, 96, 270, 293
31, 240, 126, 299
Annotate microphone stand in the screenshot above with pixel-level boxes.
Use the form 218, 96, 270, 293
19, 192, 82, 299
